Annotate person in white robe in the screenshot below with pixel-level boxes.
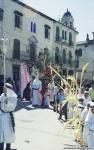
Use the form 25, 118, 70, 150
53, 84, 59, 112
29, 76, 35, 102
44, 87, 51, 108
48, 80, 55, 105
85, 102, 94, 150
32, 75, 42, 107
80, 102, 91, 146
0, 83, 17, 150
83, 91, 91, 107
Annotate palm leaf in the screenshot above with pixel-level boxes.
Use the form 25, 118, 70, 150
48, 66, 71, 89
80, 63, 89, 88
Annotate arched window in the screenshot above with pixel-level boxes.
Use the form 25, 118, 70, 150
62, 30, 64, 39
69, 32, 72, 46
13, 39, 20, 59
56, 26, 60, 41
62, 49, 66, 64
68, 51, 72, 65
55, 47, 60, 64
31, 22, 33, 32
65, 31, 67, 40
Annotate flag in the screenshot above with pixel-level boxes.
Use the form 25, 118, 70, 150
20, 63, 30, 97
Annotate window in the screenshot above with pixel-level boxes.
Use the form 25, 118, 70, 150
55, 47, 60, 64
65, 31, 67, 40
68, 51, 72, 65
45, 27, 49, 38
0, 8, 3, 21
56, 26, 60, 41
31, 22, 33, 32
13, 39, 20, 59
69, 32, 72, 46
34, 23, 36, 33
30, 44, 36, 62
44, 25, 50, 39
14, 11, 23, 29
62, 30, 64, 39
31, 22, 36, 33
62, 49, 66, 64
13, 65, 20, 81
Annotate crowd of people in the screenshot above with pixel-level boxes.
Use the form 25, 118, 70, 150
0, 73, 94, 149
27, 75, 94, 149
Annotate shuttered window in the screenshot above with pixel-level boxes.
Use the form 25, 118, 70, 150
13, 39, 20, 59
14, 11, 23, 29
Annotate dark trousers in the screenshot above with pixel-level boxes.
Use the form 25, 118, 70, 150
59, 102, 68, 120
0, 143, 11, 150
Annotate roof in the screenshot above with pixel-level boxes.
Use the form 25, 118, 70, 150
11, 0, 78, 33
77, 41, 86, 45
12, 0, 56, 22
77, 40, 94, 46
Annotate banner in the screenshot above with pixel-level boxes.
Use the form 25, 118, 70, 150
20, 63, 30, 97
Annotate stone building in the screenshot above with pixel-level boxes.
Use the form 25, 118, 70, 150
77, 33, 94, 80
0, 0, 78, 82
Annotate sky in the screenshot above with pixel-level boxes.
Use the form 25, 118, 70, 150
21, 0, 94, 42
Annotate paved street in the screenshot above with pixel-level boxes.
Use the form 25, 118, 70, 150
12, 101, 79, 150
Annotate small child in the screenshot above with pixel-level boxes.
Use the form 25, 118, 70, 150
57, 89, 67, 120
44, 87, 51, 108
53, 84, 60, 112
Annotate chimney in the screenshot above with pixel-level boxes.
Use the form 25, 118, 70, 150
92, 32, 94, 41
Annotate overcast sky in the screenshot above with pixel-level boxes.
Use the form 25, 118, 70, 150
21, 0, 94, 42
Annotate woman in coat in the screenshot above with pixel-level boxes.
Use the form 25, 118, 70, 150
0, 83, 17, 150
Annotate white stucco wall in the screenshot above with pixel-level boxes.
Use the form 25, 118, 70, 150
77, 42, 94, 79
0, 0, 77, 78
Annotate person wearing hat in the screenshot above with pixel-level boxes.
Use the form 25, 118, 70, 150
0, 83, 17, 150
83, 91, 91, 107
85, 102, 94, 150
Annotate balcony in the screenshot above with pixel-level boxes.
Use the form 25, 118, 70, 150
69, 42, 74, 47
61, 40, 69, 46
55, 38, 69, 46
20, 51, 30, 61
